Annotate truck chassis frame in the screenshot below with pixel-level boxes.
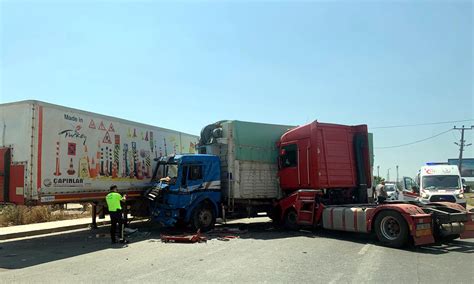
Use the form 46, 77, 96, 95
276, 190, 474, 247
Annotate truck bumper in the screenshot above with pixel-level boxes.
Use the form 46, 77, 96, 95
151, 208, 179, 227
420, 196, 466, 207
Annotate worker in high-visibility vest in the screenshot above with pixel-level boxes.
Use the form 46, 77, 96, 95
106, 185, 129, 244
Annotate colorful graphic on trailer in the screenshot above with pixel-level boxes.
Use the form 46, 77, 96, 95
41, 108, 197, 188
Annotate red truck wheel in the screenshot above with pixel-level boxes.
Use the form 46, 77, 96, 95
284, 209, 300, 230
374, 211, 409, 248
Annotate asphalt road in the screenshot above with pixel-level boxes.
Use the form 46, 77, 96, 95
0, 218, 473, 283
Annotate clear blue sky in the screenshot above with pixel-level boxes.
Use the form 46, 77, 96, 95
1, 0, 472, 179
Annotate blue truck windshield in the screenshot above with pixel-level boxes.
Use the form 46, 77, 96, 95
152, 162, 178, 184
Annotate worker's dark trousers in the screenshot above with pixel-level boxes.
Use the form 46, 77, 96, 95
110, 210, 125, 242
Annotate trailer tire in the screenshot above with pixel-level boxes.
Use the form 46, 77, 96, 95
374, 211, 408, 248
191, 203, 215, 232
284, 209, 300, 231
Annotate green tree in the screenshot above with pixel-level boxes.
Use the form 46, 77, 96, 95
374, 176, 385, 185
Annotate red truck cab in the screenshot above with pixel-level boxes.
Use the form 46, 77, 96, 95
277, 121, 371, 204
274, 121, 474, 248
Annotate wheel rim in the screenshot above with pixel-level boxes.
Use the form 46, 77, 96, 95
198, 209, 212, 227
380, 216, 401, 240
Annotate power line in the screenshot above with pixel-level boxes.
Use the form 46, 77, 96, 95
375, 129, 453, 149
371, 119, 473, 129
450, 128, 458, 140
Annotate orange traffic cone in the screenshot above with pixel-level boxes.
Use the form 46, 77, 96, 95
67, 158, 76, 175
112, 161, 118, 178
53, 142, 61, 176
137, 162, 143, 180
90, 157, 97, 178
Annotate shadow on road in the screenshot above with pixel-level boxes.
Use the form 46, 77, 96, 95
0, 220, 362, 270
213, 221, 474, 255
1, 219, 472, 270
414, 240, 474, 255
209, 220, 375, 245
0, 225, 146, 270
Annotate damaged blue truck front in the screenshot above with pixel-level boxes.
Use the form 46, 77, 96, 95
146, 154, 221, 231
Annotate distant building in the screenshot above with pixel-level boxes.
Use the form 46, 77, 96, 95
425, 162, 449, 166
448, 158, 474, 178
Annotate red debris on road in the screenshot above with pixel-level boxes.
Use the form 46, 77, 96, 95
160, 230, 207, 243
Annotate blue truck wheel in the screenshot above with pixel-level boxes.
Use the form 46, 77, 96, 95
191, 203, 216, 232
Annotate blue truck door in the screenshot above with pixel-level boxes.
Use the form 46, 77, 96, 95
179, 164, 204, 208
187, 164, 204, 191
180, 165, 189, 192
181, 164, 205, 221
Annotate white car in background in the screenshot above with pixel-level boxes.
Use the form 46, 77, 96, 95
384, 183, 398, 200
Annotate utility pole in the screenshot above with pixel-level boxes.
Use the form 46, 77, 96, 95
377, 165, 380, 178
454, 125, 473, 174
387, 168, 391, 181
396, 165, 399, 184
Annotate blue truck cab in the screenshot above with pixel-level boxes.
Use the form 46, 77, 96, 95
147, 154, 221, 231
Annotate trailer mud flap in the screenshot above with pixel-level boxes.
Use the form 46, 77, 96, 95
0, 148, 11, 202
411, 215, 435, 246
460, 213, 474, 239
9, 164, 25, 204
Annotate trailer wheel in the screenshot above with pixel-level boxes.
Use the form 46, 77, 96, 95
374, 211, 408, 248
191, 203, 215, 232
284, 209, 300, 230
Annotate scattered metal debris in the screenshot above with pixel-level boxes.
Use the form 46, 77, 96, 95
207, 227, 247, 235
160, 230, 207, 243
216, 236, 239, 241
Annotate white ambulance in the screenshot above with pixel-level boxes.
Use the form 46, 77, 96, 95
399, 164, 466, 207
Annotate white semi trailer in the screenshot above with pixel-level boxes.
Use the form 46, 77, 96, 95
0, 100, 198, 224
